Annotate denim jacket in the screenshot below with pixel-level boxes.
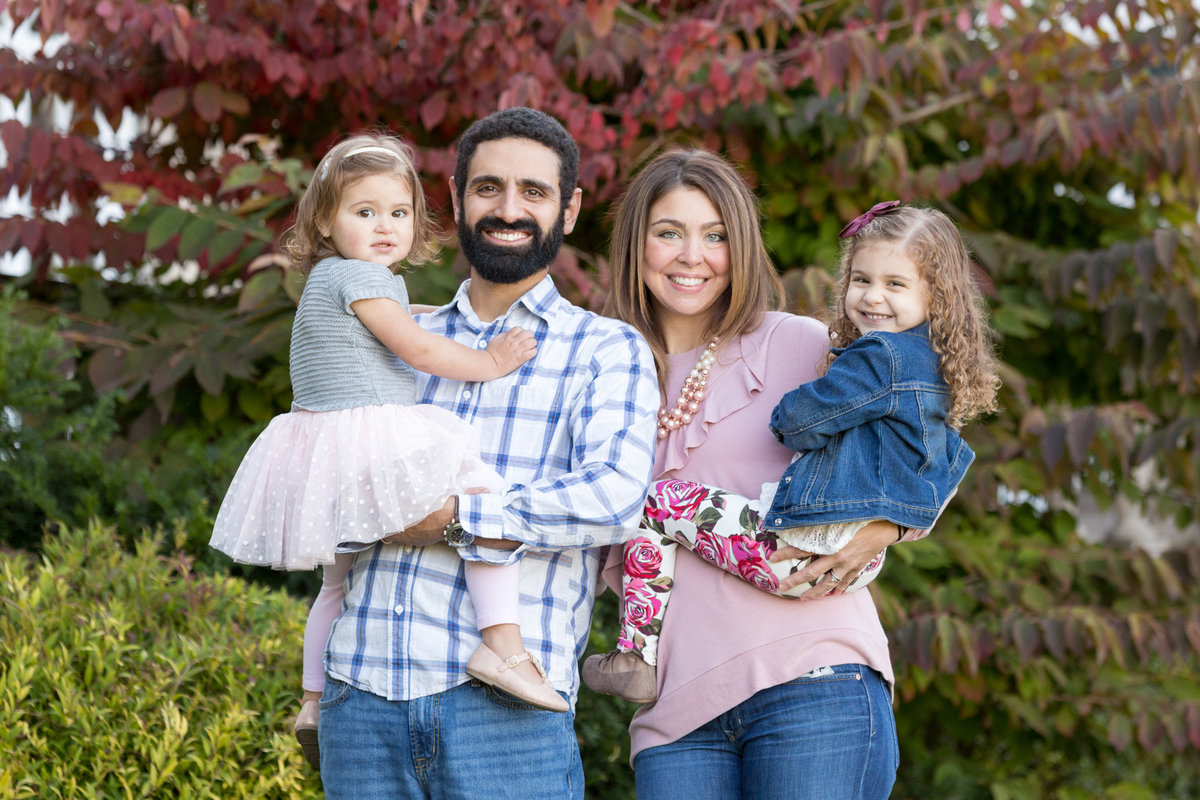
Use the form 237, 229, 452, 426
765, 323, 974, 530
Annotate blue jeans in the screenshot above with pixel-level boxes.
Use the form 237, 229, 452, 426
319, 677, 583, 800
634, 664, 898, 800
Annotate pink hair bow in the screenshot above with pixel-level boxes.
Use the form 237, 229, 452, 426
838, 200, 901, 239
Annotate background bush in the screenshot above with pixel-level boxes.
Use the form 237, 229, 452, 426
0, 522, 323, 799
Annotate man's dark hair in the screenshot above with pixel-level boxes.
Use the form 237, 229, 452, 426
453, 107, 580, 206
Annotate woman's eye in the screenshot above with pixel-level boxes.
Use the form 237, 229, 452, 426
705, 232, 726, 243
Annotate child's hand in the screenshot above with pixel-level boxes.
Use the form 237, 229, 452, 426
487, 327, 538, 375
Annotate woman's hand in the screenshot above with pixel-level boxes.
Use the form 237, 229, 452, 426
771, 520, 897, 600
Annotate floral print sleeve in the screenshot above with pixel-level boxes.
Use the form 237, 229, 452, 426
617, 479, 886, 665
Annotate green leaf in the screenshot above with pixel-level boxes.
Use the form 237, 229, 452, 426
192, 349, 225, 396
177, 216, 218, 262
237, 270, 283, 314
220, 163, 266, 194
144, 206, 189, 252
206, 229, 245, 267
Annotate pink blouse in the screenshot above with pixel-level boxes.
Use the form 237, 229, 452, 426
602, 312, 896, 761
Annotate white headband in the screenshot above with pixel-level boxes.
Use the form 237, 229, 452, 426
344, 145, 402, 159
320, 145, 404, 180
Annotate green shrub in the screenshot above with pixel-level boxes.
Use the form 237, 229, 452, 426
0, 522, 322, 799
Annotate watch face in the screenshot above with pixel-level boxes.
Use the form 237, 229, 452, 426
445, 522, 473, 547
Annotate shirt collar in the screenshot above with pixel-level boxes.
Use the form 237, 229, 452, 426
433, 274, 563, 328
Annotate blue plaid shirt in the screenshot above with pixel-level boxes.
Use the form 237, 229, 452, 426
324, 276, 658, 703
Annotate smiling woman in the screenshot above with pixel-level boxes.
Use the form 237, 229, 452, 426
595, 149, 910, 800
640, 186, 731, 351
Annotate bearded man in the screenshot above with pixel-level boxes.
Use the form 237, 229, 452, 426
317, 107, 658, 799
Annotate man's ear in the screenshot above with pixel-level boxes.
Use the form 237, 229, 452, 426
448, 176, 461, 224
561, 187, 583, 235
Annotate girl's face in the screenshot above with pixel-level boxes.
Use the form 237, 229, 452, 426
320, 173, 415, 267
642, 187, 731, 337
844, 242, 930, 335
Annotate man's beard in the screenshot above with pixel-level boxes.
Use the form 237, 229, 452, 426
458, 212, 565, 284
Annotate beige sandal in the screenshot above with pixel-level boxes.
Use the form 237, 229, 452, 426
465, 644, 570, 712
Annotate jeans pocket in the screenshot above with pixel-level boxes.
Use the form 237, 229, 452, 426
320, 676, 354, 711
476, 680, 551, 713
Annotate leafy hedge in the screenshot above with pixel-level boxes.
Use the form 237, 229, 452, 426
0, 523, 322, 799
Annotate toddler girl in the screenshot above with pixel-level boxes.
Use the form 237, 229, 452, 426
210, 133, 568, 769
584, 202, 1000, 702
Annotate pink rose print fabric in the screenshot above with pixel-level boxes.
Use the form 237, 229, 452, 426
619, 478, 887, 665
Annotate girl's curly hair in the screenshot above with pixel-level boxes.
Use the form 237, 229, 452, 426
279, 131, 441, 274
829, 205, 1000, 429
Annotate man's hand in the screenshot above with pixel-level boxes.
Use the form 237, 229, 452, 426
380, 488, 520, 550
771, 519, 897, 600
382, 496, 456, 547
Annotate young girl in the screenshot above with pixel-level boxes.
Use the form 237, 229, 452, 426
584, 201, 1000, 702
209, 133, 569, 768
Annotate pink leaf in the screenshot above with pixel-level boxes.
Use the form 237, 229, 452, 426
420, 91, 448, 129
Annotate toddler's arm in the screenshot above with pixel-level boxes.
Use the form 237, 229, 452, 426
352, 297, 536, 381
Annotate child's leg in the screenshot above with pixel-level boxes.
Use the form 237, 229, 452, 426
615, 531, 677, 666
579, 529, 673, 703
644, 478, 884, 597
463, 561, 568, 712
302, 554, 351, 693
295, 553, 350, 769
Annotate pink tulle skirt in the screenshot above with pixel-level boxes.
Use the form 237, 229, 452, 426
209, 404, 502, 570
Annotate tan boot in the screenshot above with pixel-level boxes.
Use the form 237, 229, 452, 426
581, 651, 658, 703
465, 644, 570, 712
293, 699, 320, 770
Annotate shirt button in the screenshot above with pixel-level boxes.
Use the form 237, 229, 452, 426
394, 604, 404, 615
403, 546, 413, 554
461, 390, 472, 399
476, 340, 487, 348
774, 518, 782, 525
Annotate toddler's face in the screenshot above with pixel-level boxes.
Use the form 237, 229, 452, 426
321, 173, 414, 268
844, 243, 929, 335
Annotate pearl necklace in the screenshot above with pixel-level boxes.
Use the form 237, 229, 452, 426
657, 337, 719, 439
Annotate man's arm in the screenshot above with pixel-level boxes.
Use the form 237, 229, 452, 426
459, 328, 659, 564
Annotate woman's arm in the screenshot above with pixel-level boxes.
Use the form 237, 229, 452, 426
771, 519, 900, 599
351, 296, 536, 381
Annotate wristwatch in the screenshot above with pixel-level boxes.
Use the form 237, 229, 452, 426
443, 497, 474, 548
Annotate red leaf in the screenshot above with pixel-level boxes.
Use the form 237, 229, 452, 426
1, 119, 24, 165
219, 89, 250, 116
150, 88, 188, 119
193, 82, 223, 123
28, 128, 51, 174
955, 7, 972, 32
986, 1, 1006, 28
586, 0, 616, 38
20, 219, 43, 254
1136, 712, 1164, 751
206, 32, 227, 64
1108, 714, 1132, 752
412, 0, 430, 26
88, 348, 129, 395
1066, 410, 1098, 466
420, 91, 448, 129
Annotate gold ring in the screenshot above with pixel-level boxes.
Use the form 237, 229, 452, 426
828, 570, 843, 583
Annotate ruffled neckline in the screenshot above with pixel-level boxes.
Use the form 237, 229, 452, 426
655, 312, 791, 478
